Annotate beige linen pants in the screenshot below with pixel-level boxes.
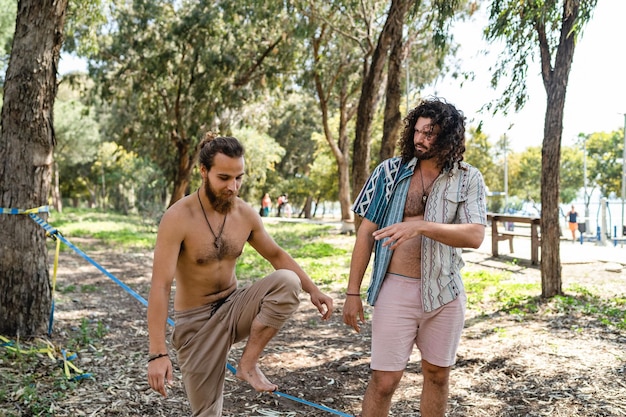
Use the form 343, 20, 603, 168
172, 270, 301, 417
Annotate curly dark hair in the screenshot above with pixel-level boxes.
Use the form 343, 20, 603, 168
399, 97, 466, 171
198, 133, 245, 170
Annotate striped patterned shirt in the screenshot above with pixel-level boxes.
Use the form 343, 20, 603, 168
352, 156, 487, 312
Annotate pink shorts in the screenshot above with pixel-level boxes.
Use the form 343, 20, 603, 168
371, 273, 466, 370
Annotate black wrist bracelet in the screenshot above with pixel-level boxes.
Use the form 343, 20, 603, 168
346, 293, 361, 296
148, 353, 169, 363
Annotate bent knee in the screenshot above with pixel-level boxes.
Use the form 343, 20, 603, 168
272, 269, 302, 293
261, 269, 302, 319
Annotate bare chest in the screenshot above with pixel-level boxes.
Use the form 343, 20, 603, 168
183, 226, 248, 264
405, 175, 427, 217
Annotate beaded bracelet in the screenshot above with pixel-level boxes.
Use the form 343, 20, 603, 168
148, 353, 169, 363
346, 293, 361, 296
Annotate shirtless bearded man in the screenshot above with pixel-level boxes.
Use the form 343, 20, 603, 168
147, 135, 333, 416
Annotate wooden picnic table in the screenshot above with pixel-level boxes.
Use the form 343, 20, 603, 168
487, 213, 541, 265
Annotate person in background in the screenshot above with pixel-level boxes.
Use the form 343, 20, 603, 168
277, 194, 289, 217
147, 135, 334, 416
566, 205, 578, 241
343, 98, 487, 417
261, 193, 272, 217
283, 201, 292, 218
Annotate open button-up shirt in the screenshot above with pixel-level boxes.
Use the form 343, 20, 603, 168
352, 156, 487, 312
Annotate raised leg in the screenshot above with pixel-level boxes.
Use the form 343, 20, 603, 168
236, 318, 279, 392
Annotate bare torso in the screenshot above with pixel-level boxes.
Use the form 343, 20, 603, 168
387, 172, 428, 278
172, 196, 256, 310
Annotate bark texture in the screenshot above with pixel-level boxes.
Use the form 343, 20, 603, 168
352, 0, 410, 210
538, 0, 579, 297
0, 0, 68, 336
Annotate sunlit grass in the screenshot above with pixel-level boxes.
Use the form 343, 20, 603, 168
463, 269, 540, 314
47, 208, 156, 250
237, 222, 352, 290
463, 269, 625, 329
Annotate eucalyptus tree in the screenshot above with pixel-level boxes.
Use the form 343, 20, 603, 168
296, 0, 386, 222
91, 0, 304, 207
298, 0, 455, 222
485, 0, 598, 297
0, 0, 69, 336
351, 0, 465, 209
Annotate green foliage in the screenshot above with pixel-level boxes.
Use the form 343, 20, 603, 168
463, 269, 540, 316
484, 0, 598, 114
234, 126, 285, 204
559, 144, 584, 204
581, 130, 625, 197
507, 146, 542, 202
309, 137, 340, 202
91, 0, 307, 205
552, 288, 626, 330
267, 93, 323, 209
465, 127, 502, 210
63, 0, 107, 57
0, 0, 16, 83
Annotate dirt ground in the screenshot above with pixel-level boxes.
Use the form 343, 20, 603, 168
4, 236, 625, 417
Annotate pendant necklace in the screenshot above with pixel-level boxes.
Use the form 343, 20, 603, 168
419, 163, 435, 204
197, 190, 227, 250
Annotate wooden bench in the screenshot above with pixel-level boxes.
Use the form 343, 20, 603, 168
487, 213, 541, 265
495, 230, 515, 253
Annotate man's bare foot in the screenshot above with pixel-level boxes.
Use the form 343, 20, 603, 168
236, 363, 277, 392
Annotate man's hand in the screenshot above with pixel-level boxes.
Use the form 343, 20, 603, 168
342, 296, 365, 333
310, 290, 334, 320
147, 356, 173, 397
373, 221, 421, 251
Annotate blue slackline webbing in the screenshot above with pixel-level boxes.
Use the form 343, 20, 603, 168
225, 363, 353, 417
28, 213, 354, 417
29, 213, 174, 327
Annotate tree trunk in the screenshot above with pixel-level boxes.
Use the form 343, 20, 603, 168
352, 0, 410, 206
379, 11, 405, 161
311, 28, 357, 223
538, 0, 578, 298
168, 134, 198, 207
0, 0, 69, 337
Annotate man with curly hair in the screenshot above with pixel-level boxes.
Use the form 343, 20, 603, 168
343, 98, 487, 417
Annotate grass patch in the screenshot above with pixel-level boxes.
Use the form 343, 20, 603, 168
237, 222, 352, 290
463, 269, 540, 316
47, 208, 156, 250
47, 209, 354, 291
463, 269, 625, 329
552, 285, 626, 330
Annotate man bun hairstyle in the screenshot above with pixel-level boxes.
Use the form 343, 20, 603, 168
198, 132, 245, 170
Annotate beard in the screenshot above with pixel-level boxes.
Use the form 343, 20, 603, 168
204, 179, 235, 214
415, 146, 434, 160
